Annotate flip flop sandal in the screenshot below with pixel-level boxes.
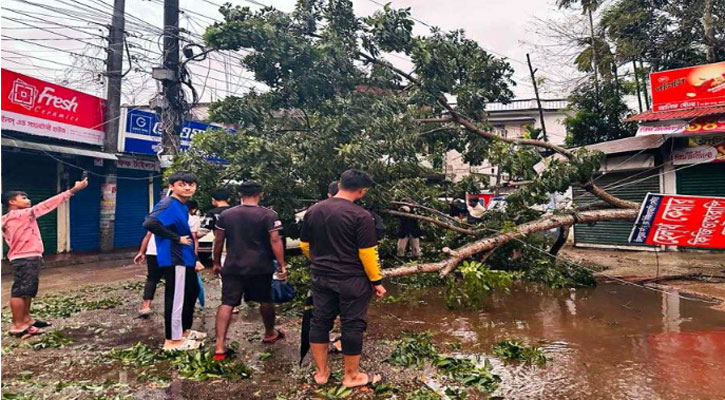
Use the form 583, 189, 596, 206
212, 348, 236, 361
262, 329, 285, 344
137, 310, 152, 319
31, 320, 52, 328
328, 338, 343, 354
312, 368, 332, 386
8, 326, 44, 339
344, 372, 383, 389
163, 339, 201, 352
185, 330, 207, 340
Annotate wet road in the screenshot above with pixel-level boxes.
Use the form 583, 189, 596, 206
371, 283, 725, 400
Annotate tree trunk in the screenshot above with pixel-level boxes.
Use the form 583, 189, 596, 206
382, 209, 478, 236
382, 208, 639, 277
703, 0, 716, 62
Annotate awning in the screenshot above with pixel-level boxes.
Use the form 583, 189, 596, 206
2, 137, 118, 160
626, 106, 725, 122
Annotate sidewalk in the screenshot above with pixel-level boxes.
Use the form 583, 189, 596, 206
1, 249, 137, 275
1, 260, 145, 304
561, 246, 725, 310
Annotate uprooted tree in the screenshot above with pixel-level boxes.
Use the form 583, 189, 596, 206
172, 0, 641, 279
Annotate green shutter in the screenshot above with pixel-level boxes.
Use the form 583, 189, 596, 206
573, 169, 660, 246
2, 150, 58, 255
676, 164, 725, 197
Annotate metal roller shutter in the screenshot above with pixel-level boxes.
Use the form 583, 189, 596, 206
2, 150, 58, 255
113, 169, 150, 249
70, 161, 102, 251
573, 169, 660, 246
676, 164, 725, 197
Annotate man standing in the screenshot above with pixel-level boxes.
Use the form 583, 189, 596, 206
396, 205, 421, 258
300, 169, 386, 388
202, 188, 232, 233
143, 171, 205, 351
3, 177, 88, 338
212, 181, 287, 359
467, 196, 486, 224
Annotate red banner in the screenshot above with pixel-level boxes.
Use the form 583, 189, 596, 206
650, 62, 725, 112
629, 193, 725, 249
1, 69, 106, 145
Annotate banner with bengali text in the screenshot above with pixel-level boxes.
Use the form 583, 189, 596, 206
629, 193, 725, 249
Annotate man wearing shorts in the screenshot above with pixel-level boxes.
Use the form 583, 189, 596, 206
2, 177, 88, 338
300, 169, 387, 388
212, 181, 287, 359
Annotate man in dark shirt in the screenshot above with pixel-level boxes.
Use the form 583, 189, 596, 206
396, 205, 421, 258
212, 181, 287, 359
300, 169, 386, 388
202, 188, 232, 232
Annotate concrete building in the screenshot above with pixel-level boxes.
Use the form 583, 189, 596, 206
444, 98, 569, 185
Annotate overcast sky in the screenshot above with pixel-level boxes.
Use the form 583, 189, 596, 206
1, 0, 587, 104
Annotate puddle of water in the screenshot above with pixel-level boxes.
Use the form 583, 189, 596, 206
370, 282, 725, 400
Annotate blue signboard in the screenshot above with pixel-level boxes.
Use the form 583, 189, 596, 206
122, 108, 234, 155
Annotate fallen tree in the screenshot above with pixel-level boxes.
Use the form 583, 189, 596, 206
171, 0, 647, 280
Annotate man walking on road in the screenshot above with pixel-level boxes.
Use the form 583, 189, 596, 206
300, 169, 387, 388
212, 181, 288, 360
3, 177, 88, 338
202, 188, 232, 233
143, 171, 205, 351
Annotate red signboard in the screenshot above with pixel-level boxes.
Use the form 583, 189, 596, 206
650, 62, 725, 112
1, 69, 106, 145
629, 193, 725, 249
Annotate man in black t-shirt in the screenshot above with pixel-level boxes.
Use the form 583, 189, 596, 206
212, 181, 287, 359
300, 169, 386, 388
202, 188, 232, 232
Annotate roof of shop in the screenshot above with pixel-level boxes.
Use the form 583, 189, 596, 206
626, 106, 725, 122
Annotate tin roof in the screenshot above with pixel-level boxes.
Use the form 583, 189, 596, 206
626, 106, 725, 122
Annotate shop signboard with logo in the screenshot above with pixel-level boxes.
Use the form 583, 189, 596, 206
628, 193, 725, 249
1, 69, 106, 145
650, 61, 725, 112
637, 115, 725, 136
119, 108, 234, 155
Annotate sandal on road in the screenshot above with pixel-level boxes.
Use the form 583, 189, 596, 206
343, 372, 383, 389
8, 326, 45, 339
213, 348, 236, 361
262, 329, 285, 344
31, 319, 52, 328
163, 339, 201, 352
136, 309, 152, 319
185, 330, 207, 340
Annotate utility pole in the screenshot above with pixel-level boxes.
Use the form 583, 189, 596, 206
632, 60, 643, 113
526, 53, 548, 143
640, 60, 650, 110
99, 0, 125, 252
158, 0, 182, 163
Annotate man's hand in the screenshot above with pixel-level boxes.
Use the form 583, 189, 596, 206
179, 235, 192, 245
212, 262, 222, 275
70, 178, 89, 194
276, 263, 288, 280
133, 253, 145, 264
195, 261, 205, 271
373, 284, 386, 299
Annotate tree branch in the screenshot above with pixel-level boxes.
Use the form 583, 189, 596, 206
382, 208, 639, 278
391, 201, 471, 227
381, 209, 478, 236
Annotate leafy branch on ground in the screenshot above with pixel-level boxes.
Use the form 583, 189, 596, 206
492, 340, 548, 365
29, 330, 73, 351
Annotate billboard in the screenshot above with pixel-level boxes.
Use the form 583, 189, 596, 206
119, 108, 234, 155
629, 193, 725, 249
1, 69, 106, 145
650, 61, 725, 112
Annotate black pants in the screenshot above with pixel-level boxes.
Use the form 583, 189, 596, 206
309, 275, 372, 356
163, 266, 199, 340
143, 256, 163, 301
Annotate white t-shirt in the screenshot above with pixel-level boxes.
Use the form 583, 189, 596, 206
146, 214, 199, 256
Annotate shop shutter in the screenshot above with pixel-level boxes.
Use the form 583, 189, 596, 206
676, 164, 725, 197
2, 150, 58, 254
114, 169, 150, 249
70, 161, 102, 251
573, 169, 660, 246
